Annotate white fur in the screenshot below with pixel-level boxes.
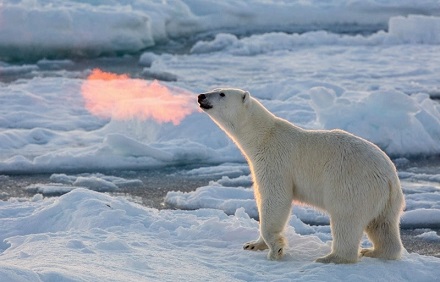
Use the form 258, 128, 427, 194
198, 88, 405, 264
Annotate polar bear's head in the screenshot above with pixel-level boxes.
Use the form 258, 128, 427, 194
197, 88, 251, 131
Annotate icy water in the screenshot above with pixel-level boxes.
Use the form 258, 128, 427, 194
0, 165, 213, 209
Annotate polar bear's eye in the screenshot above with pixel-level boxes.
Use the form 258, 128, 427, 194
219, 93, 225, 97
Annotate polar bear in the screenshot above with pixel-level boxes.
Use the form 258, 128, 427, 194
198, 88, 404, 264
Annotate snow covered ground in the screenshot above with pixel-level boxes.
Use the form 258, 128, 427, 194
1, 0, 440, 281
0, 188, 439, 282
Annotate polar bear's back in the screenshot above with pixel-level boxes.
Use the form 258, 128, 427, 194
304, 128, 395, 177
276, 121, 402, 215
274, 119, 394, 172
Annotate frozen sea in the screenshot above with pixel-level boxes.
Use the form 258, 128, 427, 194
1, 0, 440, 281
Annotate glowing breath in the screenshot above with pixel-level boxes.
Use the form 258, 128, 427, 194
81, 69, 195, 125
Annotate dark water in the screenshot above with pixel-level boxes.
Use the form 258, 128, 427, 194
0, 166, 213, 209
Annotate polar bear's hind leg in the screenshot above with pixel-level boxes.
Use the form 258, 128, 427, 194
362, 216, 403, 259
316, 216, 364, 264
362, 180, 403, 260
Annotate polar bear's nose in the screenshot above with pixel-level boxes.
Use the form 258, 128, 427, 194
198, 94, 206, 101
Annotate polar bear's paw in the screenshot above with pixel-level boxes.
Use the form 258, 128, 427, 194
243, 239, 268, 251
360, 248, 377, 257
267, 247, 284, 260
361, 247, 401, 260
315, 253, 358, 264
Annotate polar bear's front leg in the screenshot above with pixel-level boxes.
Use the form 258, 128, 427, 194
247, 192, 292, 260
260, 201, 291, 260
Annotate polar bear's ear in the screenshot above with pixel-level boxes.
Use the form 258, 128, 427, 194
242, 91, 250, 105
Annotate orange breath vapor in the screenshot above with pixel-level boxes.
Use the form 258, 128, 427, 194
81, 69, 196, 125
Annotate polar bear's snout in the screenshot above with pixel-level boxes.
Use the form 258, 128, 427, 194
198, 93, 213, 110
198, 93, 206, 101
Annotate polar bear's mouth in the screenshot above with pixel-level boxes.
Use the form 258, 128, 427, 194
198, 94, 213, 110
199, 102, 213, 110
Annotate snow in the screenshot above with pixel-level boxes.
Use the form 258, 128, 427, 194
190, 15, 440, 55
0, 4, 153, 60
416, 231, 440, 241
0, 63, 38, 76
389, 15, 440, 44
1, 0, 440, 280
0, 189, 439, 281
2, 0, 440, 61
138, 52, 157, 67
24, 173, 143, 195
310, 89, 440, 156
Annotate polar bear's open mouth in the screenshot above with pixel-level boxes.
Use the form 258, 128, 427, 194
198, 94, 213, 110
